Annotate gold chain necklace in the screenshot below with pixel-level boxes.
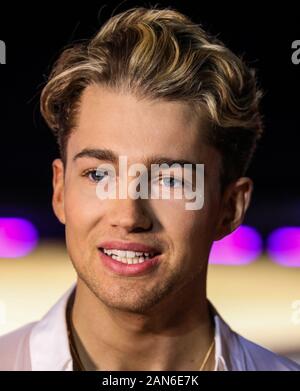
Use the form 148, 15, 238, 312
198, 338, 215, 371
68, 327, 86, 371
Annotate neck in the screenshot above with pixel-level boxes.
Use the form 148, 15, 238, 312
70, 276, 215, 371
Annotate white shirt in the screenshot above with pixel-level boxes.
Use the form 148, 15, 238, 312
0, 283, 299, 371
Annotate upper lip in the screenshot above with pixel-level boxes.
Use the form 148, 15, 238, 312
98, 241, 161, 254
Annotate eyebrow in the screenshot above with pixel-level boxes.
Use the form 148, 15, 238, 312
72, 148, 200, 171
73, 148, 118, 164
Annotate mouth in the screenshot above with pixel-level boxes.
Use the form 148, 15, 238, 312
97, 241, 162, 276
98, 247, 161, 265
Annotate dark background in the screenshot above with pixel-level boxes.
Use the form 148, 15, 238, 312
0, 1, 299, 240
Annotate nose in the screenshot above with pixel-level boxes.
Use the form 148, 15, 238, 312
107, 197, 153, 233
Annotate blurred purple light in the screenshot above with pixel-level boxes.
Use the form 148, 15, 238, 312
0, 218, 38, 258
209, 225, 263, 265
267, 227, 300, 267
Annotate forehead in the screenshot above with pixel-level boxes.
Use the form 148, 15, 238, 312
67, 84, 220, 168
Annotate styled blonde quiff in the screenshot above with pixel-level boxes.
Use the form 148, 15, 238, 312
40, 7, 263, 192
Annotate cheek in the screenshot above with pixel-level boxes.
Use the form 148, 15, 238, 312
63, 188, 105, 265
151, 199, 216, 255
151, 200, 206, 241
64, 178, 106, 234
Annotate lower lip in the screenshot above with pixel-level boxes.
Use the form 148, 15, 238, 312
99, 249, 161, 276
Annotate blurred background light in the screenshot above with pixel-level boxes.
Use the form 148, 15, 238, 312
209, 225, 263, 265
0, 217, 38, 258
267, 227, 300, 267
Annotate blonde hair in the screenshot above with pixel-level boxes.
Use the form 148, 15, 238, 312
40, 7, 263, 191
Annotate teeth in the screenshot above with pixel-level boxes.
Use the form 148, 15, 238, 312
103, 248, 154, 258
102, 248, 157, 264
117, 250, 127, 257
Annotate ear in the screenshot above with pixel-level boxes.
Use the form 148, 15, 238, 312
214, 177, 253, 241
52, 158, 66, 225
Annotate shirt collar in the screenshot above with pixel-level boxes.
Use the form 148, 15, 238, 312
29, 283, 76, 371
209, 301, 231, 371
29, 283, 234, 371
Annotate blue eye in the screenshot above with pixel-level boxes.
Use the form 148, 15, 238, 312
160, 176, 183, 188
83, 169, 108, 183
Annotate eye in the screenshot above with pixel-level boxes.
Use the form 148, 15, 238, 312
82, 169, 109, 183
159, 176, 184, 188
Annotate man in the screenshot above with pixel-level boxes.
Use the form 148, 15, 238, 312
0, 7, 299, 371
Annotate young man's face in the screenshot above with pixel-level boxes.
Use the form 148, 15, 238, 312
52, 84, 249, 313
